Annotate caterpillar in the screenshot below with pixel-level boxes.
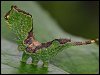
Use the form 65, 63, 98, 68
4, 5, 98, 67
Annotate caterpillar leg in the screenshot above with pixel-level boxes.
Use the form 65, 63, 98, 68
21, 51, 30, 63
32, 59, 39, 66
43, 61, 49, 67
31, 54, 39, 66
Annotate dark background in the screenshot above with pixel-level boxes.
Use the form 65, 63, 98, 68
38, 1, 99, 40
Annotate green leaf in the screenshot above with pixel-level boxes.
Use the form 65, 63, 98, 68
1, 1, 99, 74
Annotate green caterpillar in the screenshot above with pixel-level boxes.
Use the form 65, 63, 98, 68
4, 5, 97, 67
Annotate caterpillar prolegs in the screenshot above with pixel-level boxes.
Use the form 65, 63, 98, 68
4, 5, 98, 67
22, 38, 98, 67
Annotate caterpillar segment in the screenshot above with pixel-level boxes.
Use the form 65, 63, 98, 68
21, 38, 97, 67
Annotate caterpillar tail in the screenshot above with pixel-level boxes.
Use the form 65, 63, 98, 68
70, 38, 99, 46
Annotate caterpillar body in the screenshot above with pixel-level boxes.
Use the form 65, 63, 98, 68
4, 5, 97, 67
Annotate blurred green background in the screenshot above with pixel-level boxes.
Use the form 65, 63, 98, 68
38, 1, 99, 39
